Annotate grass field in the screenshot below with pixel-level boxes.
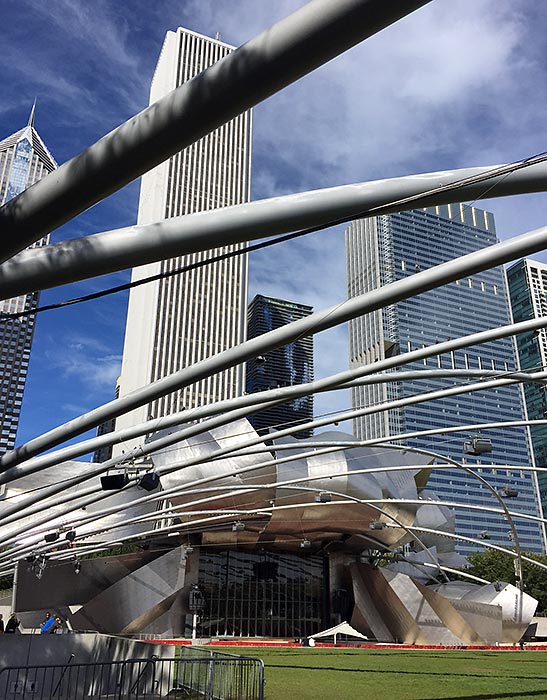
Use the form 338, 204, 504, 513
230, 647, 547, 700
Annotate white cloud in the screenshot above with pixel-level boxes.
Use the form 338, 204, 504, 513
177, 0, 535, 194
45, 334, 121, 393
1, 0, 150, 130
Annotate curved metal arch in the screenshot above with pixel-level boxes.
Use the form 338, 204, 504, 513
392, 522, 547, 575
8, 489, 448, 584
68, 494, 547, 576
4, 159, 547, 299
368, 444, 524, 596
1, 448, 535, 576
3, 404, 546, 565
5, 365, 545, 483
2, 417, 545, 553
3, 271, 547, 474
0, 0, 433, 262
6, 484, 546, 601
9, 506, 547, 582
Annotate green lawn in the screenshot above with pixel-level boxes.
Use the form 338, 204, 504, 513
227, 647, 547, 700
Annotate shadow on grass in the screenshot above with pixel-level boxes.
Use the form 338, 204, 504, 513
260, 651, 544, 662
266, 663, 547, 683
418, 690, 547, 700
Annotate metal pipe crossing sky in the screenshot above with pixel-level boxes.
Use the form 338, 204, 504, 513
4, 242, 547, 475
2, 159, 547, 298
0, 0, 433, 262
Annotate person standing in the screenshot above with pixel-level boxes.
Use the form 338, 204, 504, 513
53, 616, 64, 633
5, 614, 20, 633
40, 612, 55, 634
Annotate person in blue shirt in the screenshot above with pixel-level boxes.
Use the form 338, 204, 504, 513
40, 613, 55, 634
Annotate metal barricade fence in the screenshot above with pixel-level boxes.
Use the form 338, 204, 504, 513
0, 655, 264, 700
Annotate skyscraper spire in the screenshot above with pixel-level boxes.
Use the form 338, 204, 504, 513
27, 98, 37, 128
0, 113, 56, 455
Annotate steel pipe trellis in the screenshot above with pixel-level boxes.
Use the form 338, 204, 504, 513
0, 0, 545, 623
0, 0, 432, 263
3, 159, 547, 298
4, 275, 547, 476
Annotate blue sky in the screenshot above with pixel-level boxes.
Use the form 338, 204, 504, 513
2, 0, 547, 453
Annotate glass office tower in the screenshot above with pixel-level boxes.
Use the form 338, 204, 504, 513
246, 295, 314, 439
507, 258, 547, 517
0, 109, 57, 453
346, 205, 545, 554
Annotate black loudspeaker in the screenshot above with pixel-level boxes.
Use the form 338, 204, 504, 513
138, 472, 160, 492
44, 532, 59, 543
100, 473, 129, 490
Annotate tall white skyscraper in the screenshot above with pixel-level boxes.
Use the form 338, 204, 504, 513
116, 28, 252, 445
0, 107, 57, 452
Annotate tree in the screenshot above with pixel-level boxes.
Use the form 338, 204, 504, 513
465, 549, 547, 613
521, 552, 547, 614
466, 549, 515, 585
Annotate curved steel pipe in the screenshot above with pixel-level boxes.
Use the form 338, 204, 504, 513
3, 364, 545, 487
4, 467, 546, 592
4, 361, 546, 484
3, 308, 547, 475
378, 445, 525, 598
4, 400, 547, 545
1, 447, 538, 566
0, 0, 432, 262
2, 159, 547, 298
3, 399, 547, 542
395, 523, 547, 574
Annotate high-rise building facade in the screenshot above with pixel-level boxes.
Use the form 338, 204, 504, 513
0, 109, 57, 453
92, 378, 121, 463
246, 294, 314, 439
345, 205, 545, 554
115, 28, 252, 446
507, 258, 547, 515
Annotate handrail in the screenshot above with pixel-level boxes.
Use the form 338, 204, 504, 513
51, 653, 74, 696
128, 655, 158, 695
0, 655, 265, 700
